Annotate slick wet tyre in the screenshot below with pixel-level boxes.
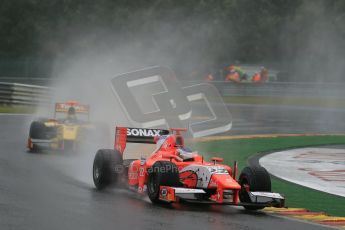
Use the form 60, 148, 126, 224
147, 161, 180, 204
239, 166, 271, 210
28, 121, 46, 153
93, 149, 123, 190
29, 121, 46, 139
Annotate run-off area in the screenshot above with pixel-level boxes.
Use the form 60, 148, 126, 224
260, 148, 345, 197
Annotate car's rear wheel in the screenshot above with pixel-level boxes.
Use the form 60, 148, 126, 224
28, 121, 47, 152
27, 138, 40, 153
239, 166, 271, 210
147, 161, 180, 204
93, 149, 123, 190
29, 121, 47, 139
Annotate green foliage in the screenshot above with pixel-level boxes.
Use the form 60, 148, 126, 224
0, 0, 344, 81
0, 105, 35, 113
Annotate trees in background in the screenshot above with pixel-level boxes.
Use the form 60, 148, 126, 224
0, 0, 344, 81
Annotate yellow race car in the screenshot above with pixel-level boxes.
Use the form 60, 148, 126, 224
27, 101, 100, 152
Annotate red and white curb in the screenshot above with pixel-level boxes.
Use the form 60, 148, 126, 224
265, 208, 345, 229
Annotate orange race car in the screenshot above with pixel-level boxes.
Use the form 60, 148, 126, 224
92, 127, 285, 210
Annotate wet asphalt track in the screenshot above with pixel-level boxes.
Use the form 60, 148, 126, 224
1, 104, 344, 230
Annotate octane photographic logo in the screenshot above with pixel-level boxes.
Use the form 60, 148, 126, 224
111, 66, 232, 137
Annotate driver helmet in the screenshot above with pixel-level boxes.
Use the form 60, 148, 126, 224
177, 147, 194, 160
66, 106, 77, 121
68, 106, 76, 116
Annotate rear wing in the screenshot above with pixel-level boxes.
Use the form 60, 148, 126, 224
114, 127, 169, 154
54, 101, 90, 119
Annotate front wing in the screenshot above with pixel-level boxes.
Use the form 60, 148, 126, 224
159, 186, 285, 208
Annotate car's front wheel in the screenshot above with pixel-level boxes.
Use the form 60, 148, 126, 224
239, 166, 271, 210
147, 161, 180, 203
93, 149, 123, 190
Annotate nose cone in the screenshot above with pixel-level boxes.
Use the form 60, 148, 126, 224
210, 174, 241, 189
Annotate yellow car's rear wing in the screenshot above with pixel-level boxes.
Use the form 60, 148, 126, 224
54, 101, 90, 120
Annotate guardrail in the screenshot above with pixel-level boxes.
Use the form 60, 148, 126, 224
1, 80, 344, 107
0, 82, 52, 106
0, 77, 52, 86
208, 81, 345, 98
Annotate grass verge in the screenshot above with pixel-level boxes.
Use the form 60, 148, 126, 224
193, 135, 345, 216
0, 105, 35, 114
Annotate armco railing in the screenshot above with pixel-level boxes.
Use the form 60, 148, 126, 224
1, 80, 344, 107
0, 77, 52, 86
209, 81, 345, 98
0, 82, 51, 105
